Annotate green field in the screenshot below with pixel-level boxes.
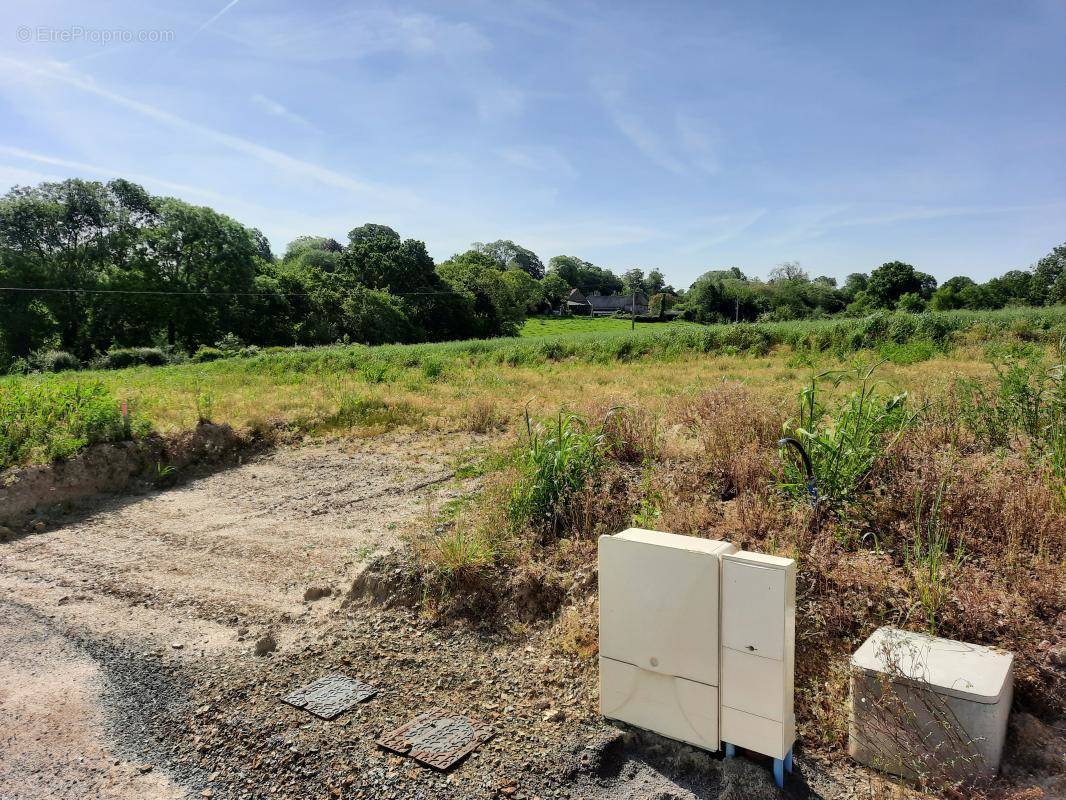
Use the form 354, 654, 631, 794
519, 315, 693, 336
3, 306, 1066, 471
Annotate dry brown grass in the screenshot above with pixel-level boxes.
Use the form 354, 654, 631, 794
457, 397, 505, 434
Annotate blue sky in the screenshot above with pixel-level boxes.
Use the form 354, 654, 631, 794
2, 1, 1064, 288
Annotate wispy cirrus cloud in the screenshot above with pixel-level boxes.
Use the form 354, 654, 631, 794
594, 77, 722, 177
675, 112, 720, 176
0, 144, 236, 202
495, 145, 576, 179
219, 7, 490, 61
595, 77, 687, 175
198, 0, 243, 33
250, 93, 316, 130
0, 55, 416, 207
673, 210, 768, 254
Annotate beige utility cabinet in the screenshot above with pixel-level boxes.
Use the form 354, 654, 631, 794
598, 529, 736, 751
719, 551, 797, 768
599, 530, 797, 787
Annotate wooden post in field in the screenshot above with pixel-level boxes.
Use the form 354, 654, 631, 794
631, 292, 636, 330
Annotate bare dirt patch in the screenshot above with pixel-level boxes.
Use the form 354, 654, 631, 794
0, 434, 467, 797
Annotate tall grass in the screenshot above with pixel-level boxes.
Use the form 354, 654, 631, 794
3, 306, 1066, 471
508, 410, 607, 539
781, 363, 913, 510
958, 341, 1066, 499
71, 305, 1066, 382
908, 473, 960, 635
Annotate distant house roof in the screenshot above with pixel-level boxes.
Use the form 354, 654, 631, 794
566, 288, 589, 305
588, 293, 647, 311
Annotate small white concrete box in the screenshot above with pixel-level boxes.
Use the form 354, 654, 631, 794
598, 529, 736, 751
849, 627, 1014, 780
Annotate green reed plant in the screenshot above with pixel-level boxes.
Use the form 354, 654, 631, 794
781, 362, 913, 510
508, 409, 607, 539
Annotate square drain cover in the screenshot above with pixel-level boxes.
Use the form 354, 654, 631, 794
378, 708, 493, 770
282, 673, 377, 719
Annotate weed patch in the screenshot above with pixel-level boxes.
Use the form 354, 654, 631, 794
508, 411, 608, 539
321, 396, 420, 431
0, 379, 133, 468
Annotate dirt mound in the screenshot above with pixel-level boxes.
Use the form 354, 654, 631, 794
0, 423, 249, 527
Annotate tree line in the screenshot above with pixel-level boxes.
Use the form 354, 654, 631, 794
679, 251, 1066, 325
0, 177, 1063, 371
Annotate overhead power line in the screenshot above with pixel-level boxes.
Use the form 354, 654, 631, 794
0, 286, 473, 298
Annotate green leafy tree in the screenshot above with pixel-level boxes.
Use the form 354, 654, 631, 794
929, 276, 976, 311
344, 226, 470, 340
438, 250, 524, 336
621, 268, 647, 296
277, 244, 416, 345
141, 198, 263, 348
282, 235, 343, 264
896, 292, 926, 313
500, 268, 543, 313
682, 277, 728, 323
344, 226, 437, 294
547, 255, 583, 287
473, 239, 545, 279
548, 255, 623, 296
646, 269, 666, 295
1031, 243, 1066, 305
0, 179, 153, 357
348, 223, 400, 246
841, 273, 869, 301
866, 261, 937, 308
984, 270, 1033, 307
539, 272, 570, 309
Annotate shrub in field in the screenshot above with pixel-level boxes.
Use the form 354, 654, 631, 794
425, 524, 498, 584
877, 341, 936, 365
359, 360, 390, 384
781, 363, 913, 511
195, 391, 214, 424
600, 406, 660, 463
103, 347, 168, 369
421, 356, 445, 381
192, 346, 224, 363
907, 473, 960, 635
0, 379, 127, 468
460, 398, 503, 434
720, 323, 772, 356
508, 411, 607, 539
672, 383, 782, 499
29, 350, 81, 373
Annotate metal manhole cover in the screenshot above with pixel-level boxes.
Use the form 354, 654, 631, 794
282, 673, 377, 719
378, 707, 493, 770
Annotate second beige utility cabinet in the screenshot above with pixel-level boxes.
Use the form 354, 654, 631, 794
719, 551, 796, 763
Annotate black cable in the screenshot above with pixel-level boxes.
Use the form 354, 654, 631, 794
777, 436, 820, 507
